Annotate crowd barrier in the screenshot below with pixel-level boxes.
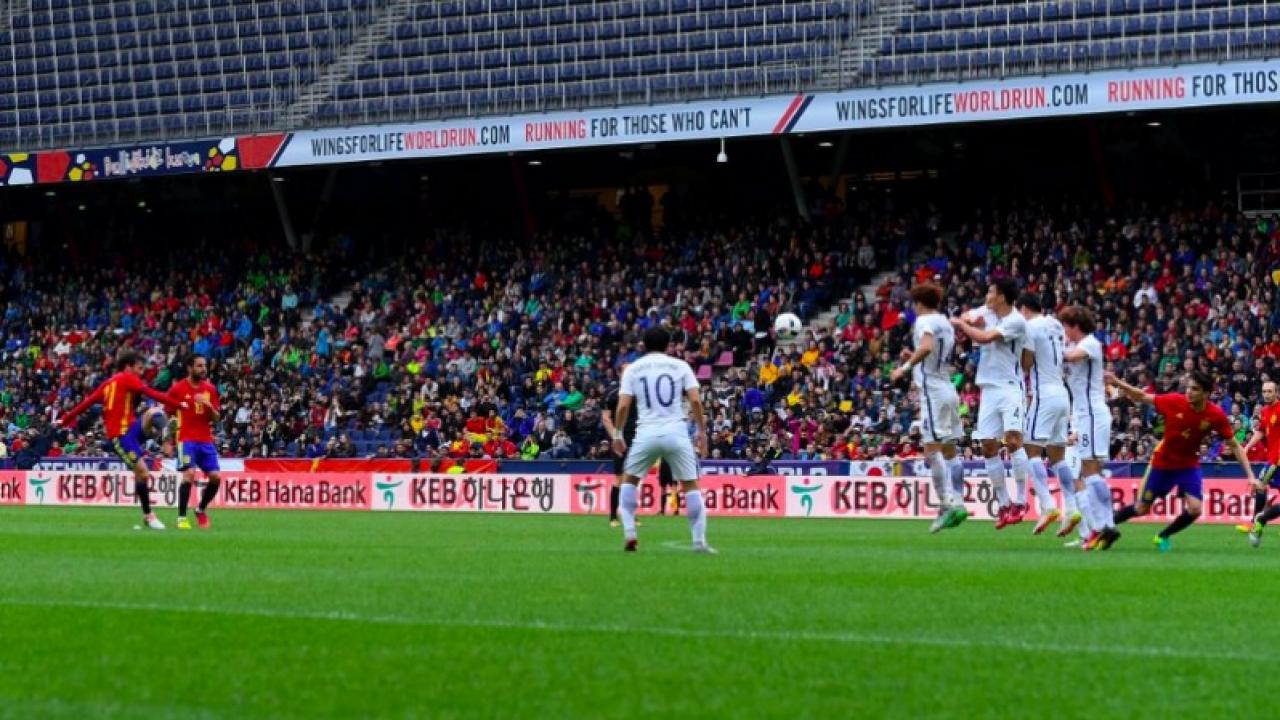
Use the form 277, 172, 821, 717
1, 468, 1267, 525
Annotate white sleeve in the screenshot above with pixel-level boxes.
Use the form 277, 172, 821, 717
682, 361, 699, 393
1086, 338, 1104, 362
620, 364, 637, 398
997, 314, 1026, 342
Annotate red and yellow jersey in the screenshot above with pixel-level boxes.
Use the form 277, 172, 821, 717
1259, 401, 1280, 465
169, 378, 220, 443
1151, 393, 1233, 470
61, 371, 179, 439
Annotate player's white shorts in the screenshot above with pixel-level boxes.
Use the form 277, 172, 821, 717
1072, 405, 1112, 460
918, 381, 962, 444
974, 386, 1025, 440
1024, 393, 1069, 446
624, 428, 700, 481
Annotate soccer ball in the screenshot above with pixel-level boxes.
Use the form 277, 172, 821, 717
774, 312, 802, 340
142, 408, 168, 439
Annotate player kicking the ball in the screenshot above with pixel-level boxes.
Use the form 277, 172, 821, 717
1237, 381, 1280, 547
59, 350, 186, 530
612, 327, 713, 553
168, 355, 223, 530
890, 282, 968, 533
1107, 370, 1256, 552
951, 278, 1031, 529
1018, 293, 1077, 536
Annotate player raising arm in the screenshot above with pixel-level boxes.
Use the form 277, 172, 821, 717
1106, 370, 1256, 552
951, 277, 1032, 529
890, 282, 968, 533
59, 350, 187, 530
612, 327, 713, 553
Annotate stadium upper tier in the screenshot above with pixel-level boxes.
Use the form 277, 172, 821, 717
0, 0, 1276, 151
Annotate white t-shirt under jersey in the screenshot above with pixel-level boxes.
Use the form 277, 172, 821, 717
1025, 315, 1068, 399
1065, 334, 1107, 407
974, 308, 1027, 389
911, 312, 955, 388
621, 352, 700, 433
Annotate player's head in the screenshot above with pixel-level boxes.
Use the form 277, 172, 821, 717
986, 278, 1019, 312
140, 406, 168, 440
909, 282, 943, 313
642, 327, 670, 354
1263, 381, 1277, 404
187, 354, 208, 381
1016, 292, 1042, 320
1186, 371, 1215, 405
116, 350, 144, 374
1059, 305, 1096, 342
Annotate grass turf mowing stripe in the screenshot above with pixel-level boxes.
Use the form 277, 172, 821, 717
0, 596, 1272, 663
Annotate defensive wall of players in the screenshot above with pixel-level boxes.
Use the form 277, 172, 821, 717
0, 57, 1277, 186
1, 460, 1267, 524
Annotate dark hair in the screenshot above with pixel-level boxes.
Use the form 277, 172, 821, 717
1190, 370, 1216, 393
1058, 305, 1097, 334
992, 278, 1019, 306
909, 282, 944, 310
186, 354, 206, 369
1016, 292, 1042, 313
116, 350, 143, 371
643, 327, 671, 353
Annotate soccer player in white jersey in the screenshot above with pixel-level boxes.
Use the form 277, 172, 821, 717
1018, 292, 1081, 537
891, 282, 968, 533
951, 277, 1032, 529
612, 327, 714, 554
1060, 305, 1119, 550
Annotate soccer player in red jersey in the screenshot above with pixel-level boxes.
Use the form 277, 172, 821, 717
60, 350, 186, 530
1106, 370, 1257, 551
1239, 381, 1280, 546
167, 355, 223, 530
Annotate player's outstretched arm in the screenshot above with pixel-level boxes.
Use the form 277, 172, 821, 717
890, 333, 934, 383
1244, 428, 1264, 455
59, 383, 107, 427
1104, 372, 1154, 405
950, 317, 1002, 345
1225, 436, 1260, 488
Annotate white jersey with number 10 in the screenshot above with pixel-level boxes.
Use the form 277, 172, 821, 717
621, 353, 700, 434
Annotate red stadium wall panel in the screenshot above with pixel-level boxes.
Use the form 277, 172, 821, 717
7, 472, 1265, 525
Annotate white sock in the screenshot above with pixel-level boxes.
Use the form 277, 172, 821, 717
1010, 448, 1030, 505
1052, 461, 1077, 515
685, 489, 707, 545
620, 483, 639, 540
1028, 457, 1055, 514
929, 452, 951, 506
1074, 488, 1095, 536
985, 457, 1010, 507
1087, 475, 1114, 529
948, 456, 966, 501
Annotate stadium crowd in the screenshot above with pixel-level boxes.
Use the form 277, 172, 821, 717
2, 193, 1277, 466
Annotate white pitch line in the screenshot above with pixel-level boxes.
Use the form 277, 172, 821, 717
0, 597, 1270, 663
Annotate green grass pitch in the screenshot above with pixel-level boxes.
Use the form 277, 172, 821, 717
1, 507, 1276, 719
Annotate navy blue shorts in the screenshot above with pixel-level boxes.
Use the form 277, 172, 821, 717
1140, 466, 1204, 503
178, 441, 221, 473
110, 432, 146, 469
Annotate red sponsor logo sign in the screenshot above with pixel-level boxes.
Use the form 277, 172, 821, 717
0, 471, 24, 505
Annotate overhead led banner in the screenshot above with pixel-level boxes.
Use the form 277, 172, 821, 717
10, 58, 1278, 183
244, 58, 1280, 169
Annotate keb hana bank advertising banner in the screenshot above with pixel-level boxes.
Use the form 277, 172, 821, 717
6, 471, 1270, 525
